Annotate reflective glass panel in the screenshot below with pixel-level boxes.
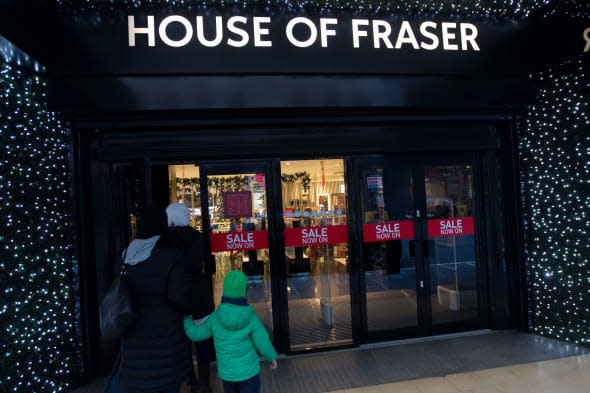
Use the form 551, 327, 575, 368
425, 166, 478, 325
168, 164, 203, 231
281, 159, 352, 350
207, 173, 273, 334
361, 164, 417, 332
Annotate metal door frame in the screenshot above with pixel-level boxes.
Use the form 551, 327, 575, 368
353, 152, 490, 343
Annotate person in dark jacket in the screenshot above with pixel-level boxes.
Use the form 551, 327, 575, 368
120, 207, 210, 393
164, 202, 215, 393
164, 203, 205, 279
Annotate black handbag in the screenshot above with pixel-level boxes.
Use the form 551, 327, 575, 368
99, 265, 137, 341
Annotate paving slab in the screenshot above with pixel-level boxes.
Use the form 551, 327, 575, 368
70, 330, 589, 393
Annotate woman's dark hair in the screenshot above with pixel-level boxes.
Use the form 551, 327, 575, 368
136, 207, 168, 239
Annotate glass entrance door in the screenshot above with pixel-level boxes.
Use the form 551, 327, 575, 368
359, 159, 421, 336
424, 165, 480, 328
166, 158, 484, 351
280, 159, 353, 350
358, 157, 485, 341
202, 165, 274, 335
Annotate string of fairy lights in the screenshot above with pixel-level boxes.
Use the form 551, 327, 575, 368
0, 63, 75, 392
544, 0, 590, 18
519, 56, 590, 345
55, 0, 553, 17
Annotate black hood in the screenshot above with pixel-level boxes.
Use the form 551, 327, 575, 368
164, 226, 201, 248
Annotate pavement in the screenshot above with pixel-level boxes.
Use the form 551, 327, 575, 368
70, 330, 590, 393
324, 355, 590, 393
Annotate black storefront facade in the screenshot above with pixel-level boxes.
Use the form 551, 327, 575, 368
3, 3, 587, 381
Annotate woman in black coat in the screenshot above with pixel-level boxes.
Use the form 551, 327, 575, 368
120, 207, 210, 393
163, 203, 214, 393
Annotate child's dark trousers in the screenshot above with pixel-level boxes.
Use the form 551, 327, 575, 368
222, 374, 260, 393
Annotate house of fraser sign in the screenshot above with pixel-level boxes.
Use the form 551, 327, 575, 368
127, 15, 481, 51
51, 8, 587, 76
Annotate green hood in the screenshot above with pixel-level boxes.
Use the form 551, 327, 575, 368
216, 302, 255, 331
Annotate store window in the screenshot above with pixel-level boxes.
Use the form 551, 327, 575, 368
360, 163, 417, 332
281, 159, 352, 350
206, 173, 272, 335
167, 165, 272, 334
425, 166, 478, 325
168, 164, 202, 231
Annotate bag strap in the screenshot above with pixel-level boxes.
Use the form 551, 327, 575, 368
104, 344, 122, 393
121, 249, 128, 277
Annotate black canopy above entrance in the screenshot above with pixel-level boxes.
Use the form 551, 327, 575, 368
2, 2, 588, 113
49, 75, 534, 113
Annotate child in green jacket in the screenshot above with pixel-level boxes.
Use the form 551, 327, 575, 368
184, 270, 277, 393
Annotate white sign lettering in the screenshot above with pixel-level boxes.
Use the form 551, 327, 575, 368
253, 17, 272, 47
301, 227, 329, 244
420, 21, 439, 50
395, 21, 420, 49
584, 27, 590, 53
375, 223, 401, 240
460, 23, 480, 50
128, 15, 480, 52
286, 17, 318, 48
196, 16, 223, 47
160, 15, 194, 47
372, 20, 393, 49
227, 16, 249, 47
226, 232, 255, 250
352, 19, 370, 48
439, 219, 464, 235
442, 22, 458, 50
128, 15, 155, 46
320, 18, 338, 47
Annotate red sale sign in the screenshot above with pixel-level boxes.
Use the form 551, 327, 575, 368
427, 217, 475, 238
363, 221, 414, 243
210, 230, 269, 252
284, 225, 348, 247
224, 191, 252, 219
